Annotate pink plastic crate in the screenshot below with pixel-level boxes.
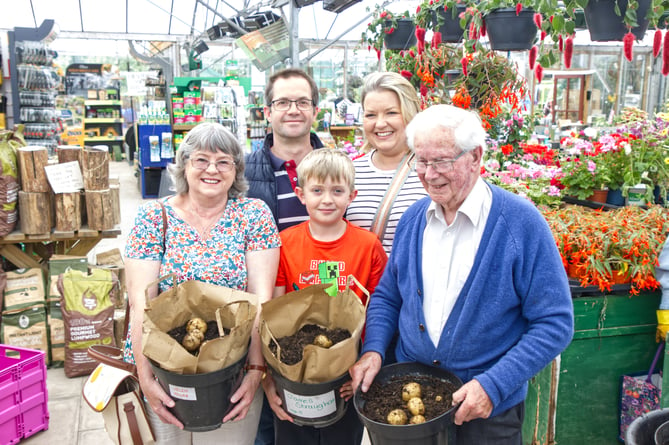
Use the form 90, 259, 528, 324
0, 345, 49, 444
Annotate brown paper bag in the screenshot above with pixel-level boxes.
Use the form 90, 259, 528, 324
142, 277, 258, 375
260, 277, 367, 384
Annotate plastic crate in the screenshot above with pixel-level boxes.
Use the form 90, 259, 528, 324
0, 345, 49, 444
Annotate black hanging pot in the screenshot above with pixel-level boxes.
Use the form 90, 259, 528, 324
434, 5, 467, 43
384, 19, 418, 50
484, 7, 537, 51
584, 0, 651, 41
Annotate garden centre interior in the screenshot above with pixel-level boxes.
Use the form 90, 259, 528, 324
1, 0, 669, 444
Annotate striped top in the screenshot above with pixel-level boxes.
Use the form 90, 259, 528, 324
269, 150, 309, 231
347, 150, 429, 254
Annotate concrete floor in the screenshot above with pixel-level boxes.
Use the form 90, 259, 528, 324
19, 159, 372, 444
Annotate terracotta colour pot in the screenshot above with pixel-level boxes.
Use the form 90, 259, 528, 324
354, 362, 463, 445
585, 189, 608, 204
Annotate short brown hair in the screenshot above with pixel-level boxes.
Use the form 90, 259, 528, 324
265, 68, 319, 106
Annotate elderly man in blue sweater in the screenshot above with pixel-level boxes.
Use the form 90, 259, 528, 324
350, 105, 574, 444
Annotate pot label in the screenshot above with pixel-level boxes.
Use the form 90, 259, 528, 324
283, 389, 337, 418
168, 384, 197, 401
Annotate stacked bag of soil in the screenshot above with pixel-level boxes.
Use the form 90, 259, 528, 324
0, 125, 23, 236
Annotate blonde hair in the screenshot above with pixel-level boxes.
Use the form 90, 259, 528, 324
360, 72, 422, 153
297, 149, 356, 191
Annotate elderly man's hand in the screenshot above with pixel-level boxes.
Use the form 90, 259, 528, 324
451, 379, 493, 425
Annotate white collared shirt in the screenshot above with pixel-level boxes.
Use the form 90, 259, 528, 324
421, 178, 492, 347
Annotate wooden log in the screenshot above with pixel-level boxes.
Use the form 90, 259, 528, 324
109, 183, 120, 226
82, 147, 109, 190
18, 191, 52, 234
54, 192, 81, 232
17, 146, 50, 192
85, 189, 113, 231
79, 190, 87, 226
57, 145, 82, 167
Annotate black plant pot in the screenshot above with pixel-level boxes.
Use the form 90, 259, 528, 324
484, 8, 537, 51
384, 19, 418, 50
434, 5, 467, 43
584, 0, 651, 41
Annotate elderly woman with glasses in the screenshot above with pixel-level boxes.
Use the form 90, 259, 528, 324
124, 122, 280, 445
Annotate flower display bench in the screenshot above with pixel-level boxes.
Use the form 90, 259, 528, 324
523, 288, 661, 444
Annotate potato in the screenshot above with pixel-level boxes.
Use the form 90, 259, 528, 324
186, 317, 207, 333
402, 382, 422, 402
409, 415, 426, 424
189, 328, 205, 342
435, 395, 443, 402
386, 409, 408, 425
407, 397, 425, 416
182, 332, 201, 352
313, 334, 333, 348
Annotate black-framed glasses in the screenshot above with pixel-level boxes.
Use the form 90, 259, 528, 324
190, 157, 236, 172
270, 98, 314, 111
411, 151, 468, 174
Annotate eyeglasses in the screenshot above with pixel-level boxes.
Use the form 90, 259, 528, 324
270, 98, 314, 111
190, 157, 236, 172
411, 151, 468, 174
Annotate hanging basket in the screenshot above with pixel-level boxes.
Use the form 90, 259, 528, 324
384, 19, 418, 50
484, 8, 537, 51
434, 5, 467, 43
584, 0, 652, 41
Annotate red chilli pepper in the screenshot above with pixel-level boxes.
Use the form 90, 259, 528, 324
461, 56, 469, 76
662, 31, 669, 75
623, 31, 634, 62
416, 27, 426, 44
516, 3, 522, 15
533, 13, 542, 28
535, 64, 544, 82
529, 46, 538, 70
564, 36, 573, 68
654, 29, 662, 58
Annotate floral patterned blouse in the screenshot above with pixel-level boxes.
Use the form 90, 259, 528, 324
123, 196, 280, 363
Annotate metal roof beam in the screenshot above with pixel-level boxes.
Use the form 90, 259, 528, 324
58, 30, 186, 42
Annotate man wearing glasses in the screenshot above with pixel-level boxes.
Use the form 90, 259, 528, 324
246, 68, 324, 232
246, 69, 323, 445
350, 104, 574, 444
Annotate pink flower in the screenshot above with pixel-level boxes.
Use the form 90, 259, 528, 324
587, 160, 596, 172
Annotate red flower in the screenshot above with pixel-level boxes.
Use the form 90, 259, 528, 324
417, 39, 425, 55
623, 31, 634, 62
480, 22, 487, 37
431, 31, 442, 48
400, 70, 413, 80
380, 11, 388, 18
558, 35, 563, 52
409, 49, 416, 58
564, 36, 573, 68
535, 64, 544, 82
533, 13, 542, 28
416, 5, 421, 13
376, 48, 381, 60
515, 3, 522, 15
541, 30, 547, 41
654, 30, 662, 58
416, 27, 426, 44
420, 85, 428, 97
529, 46, 538, 70
663, 31, 669, 75
501, 144, 513, 155
461, 56, 469, 76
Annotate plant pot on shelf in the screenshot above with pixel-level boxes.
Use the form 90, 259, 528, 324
384, 19, 418, 50
626, 184, 648, 206
585, 189, 608, 204
434, 5, 467, 43
584, 0, 652, 41
484, 8, 537, 51
606, 188, 626, 206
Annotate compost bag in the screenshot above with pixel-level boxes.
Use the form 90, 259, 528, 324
142, 277, 258, 375
0, 125, 23, 237
260, 278, 367, 384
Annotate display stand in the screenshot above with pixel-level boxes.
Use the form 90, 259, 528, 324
137, 123, 172, 198
83, 92, 124, 158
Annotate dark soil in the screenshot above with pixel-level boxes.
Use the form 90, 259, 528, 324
168, 320, 229, 351
269, 323, 351, 365
361, 375, 459, 424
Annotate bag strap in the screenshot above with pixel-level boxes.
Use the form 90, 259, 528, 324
88, 344, 137, 376
646, 341, 665, 383
369, 152, 415, 241
122, 401, 143, 445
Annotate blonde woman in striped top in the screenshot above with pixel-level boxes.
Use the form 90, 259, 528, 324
347, 72, 428, 254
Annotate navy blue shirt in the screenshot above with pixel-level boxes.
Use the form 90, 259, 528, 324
268, 150, 309, 231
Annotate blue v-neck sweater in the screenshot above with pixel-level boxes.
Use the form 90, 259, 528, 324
362, 183, 574, 417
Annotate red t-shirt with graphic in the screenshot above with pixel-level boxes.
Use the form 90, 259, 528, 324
276, 220, 388, 304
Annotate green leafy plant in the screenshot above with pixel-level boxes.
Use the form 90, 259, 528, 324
360, 5, 413, 53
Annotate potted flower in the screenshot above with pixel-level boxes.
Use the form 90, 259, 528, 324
414, 0, 472, 43
360, 5, 416, 55
557, 135, 612, 201
543, 205, 669, 294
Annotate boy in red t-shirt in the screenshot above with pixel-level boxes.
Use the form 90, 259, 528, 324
264, 148, 388, 445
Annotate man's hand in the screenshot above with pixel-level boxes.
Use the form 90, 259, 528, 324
451, 379, 493, 425
349, 351, 383, 394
